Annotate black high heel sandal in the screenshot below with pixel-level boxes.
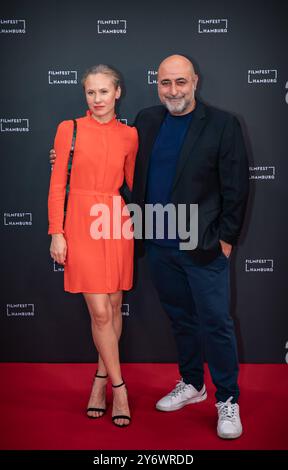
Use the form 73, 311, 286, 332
112, 381, 131, 427
86, 372, 108, 419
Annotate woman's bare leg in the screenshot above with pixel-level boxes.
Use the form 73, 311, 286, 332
96, 291, 123, 376
109, 291, 130, 426
84, 291, 129, 424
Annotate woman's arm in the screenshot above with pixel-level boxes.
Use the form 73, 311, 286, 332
124, 127, 139, 192
48, 120, 74, 235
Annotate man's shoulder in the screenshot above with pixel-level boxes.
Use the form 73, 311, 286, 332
135, 105, 166, 121
200, 101, 236, 125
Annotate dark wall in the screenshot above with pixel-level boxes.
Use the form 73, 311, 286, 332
1, 0, 287, 363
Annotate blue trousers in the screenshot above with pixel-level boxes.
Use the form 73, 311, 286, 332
145, 242, 240, 403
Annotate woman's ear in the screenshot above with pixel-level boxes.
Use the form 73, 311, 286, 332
116, 86, 121, 100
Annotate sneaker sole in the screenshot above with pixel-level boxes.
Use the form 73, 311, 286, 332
217, 427, 243, 440
156, 390, 207, 412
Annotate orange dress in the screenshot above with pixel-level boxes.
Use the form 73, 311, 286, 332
48, 111, 138, 293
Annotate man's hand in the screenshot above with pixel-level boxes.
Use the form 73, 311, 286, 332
49, 149, 56, 166
50, 234, 67, 265
220, 240, 232, 258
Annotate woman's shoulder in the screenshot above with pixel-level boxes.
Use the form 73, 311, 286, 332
55, 120, 73, 142
56, 115, 86, 133
118, 121, 138, 139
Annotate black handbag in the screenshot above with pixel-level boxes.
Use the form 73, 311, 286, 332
64, 119, 77, 219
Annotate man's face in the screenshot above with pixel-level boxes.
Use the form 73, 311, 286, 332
157, 61, 198, 115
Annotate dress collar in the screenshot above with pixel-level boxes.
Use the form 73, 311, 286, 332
86, 110, 118, 127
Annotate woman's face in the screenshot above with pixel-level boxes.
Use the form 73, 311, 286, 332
84, 73, 121, 123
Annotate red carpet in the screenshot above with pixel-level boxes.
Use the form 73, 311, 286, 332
0, 363, 287, 450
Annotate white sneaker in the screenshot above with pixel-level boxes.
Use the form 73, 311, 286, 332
216, 396, 243, 439
156, 379, 207, 411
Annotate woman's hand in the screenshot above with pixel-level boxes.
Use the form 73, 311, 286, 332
49, 148, 56, 166
50, 234, 67, 265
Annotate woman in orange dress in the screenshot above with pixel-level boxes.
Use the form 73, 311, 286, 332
48, 65, 138, 427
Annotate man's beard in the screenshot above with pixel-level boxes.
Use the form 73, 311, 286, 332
163, 96, 190, 114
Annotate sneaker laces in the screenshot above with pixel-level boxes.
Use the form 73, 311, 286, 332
216, 396, 238, 422
169, 379, 187, 397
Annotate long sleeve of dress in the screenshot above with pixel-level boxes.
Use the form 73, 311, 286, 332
48, 120, 74, 234
124, 127, 138, 191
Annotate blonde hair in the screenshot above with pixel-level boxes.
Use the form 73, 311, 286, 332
81, 64, 121, 89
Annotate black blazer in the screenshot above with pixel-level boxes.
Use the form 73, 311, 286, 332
131, 100, 249, 264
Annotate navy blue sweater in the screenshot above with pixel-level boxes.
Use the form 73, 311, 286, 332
146, 110, 193, 246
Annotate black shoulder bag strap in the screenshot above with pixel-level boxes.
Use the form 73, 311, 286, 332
64, 119, 77, 218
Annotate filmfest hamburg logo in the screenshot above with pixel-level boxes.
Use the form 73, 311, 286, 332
97, 20, 127, 34
0, 19, 26, 34
148, 70, 158, 85
4, 212, 32, 226
0, 118, 29, 132
118, 118, 127, 125
48, 71, 78, 85
198, 19, 228, 33
248, 69, 277, 84
121, 304, 130, 317
245, 259, 274, 273
7, 304, 35, 317
249, 166, 275, 180
53, 260, 64, 272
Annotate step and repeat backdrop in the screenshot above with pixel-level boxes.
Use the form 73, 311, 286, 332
1, 0, 287, 363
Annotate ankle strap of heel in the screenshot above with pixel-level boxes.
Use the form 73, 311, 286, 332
95, 371, 108, 379
112, 381, 125, 388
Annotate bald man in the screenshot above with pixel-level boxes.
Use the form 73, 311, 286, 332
132, 55, 249, 439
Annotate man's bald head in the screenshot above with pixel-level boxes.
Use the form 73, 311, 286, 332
158, 55, 196, 77
157, 55, 198, 115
